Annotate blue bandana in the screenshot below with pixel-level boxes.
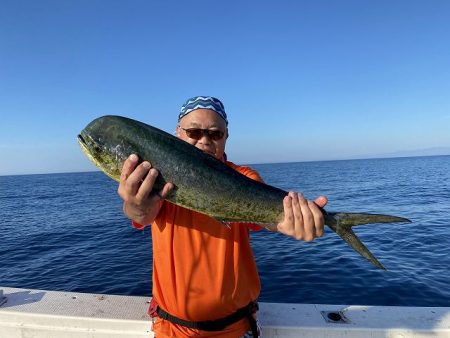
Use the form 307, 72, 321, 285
179, 96, 228, 125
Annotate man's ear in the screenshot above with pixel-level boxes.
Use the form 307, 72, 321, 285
175, 125, 181, 137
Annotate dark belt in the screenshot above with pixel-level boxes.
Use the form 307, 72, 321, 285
155, 301, 259, 336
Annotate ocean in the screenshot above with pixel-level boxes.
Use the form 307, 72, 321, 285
1, 156, 449, 307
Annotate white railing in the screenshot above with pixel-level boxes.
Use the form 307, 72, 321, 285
1, 286, 449, 338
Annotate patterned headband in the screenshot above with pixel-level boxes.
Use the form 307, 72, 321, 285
179, 96, 228, 125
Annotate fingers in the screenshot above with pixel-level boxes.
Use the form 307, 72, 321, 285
120, 154, 139, 185
297, 193, 315, 241
279, 192, 327, 242
289, 193, 304, 239
135, 166, 158, 202
309, 200, 325, 237
312, 195, 327, 237
117, 154, 172, 225
119, 154, 141, 198
118, 154, 173, 203
282, 195, 295, 237
314, 195, 328, 208
289, 192, 315, 241
118, 154, 158, 204
148, 182, 174, 202
159, 182, 174, 199
122, 160, 153, 197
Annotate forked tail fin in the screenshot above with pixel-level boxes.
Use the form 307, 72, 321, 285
323, 211, 412, 270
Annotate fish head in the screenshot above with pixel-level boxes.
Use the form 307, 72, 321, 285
78, 116, 131, 182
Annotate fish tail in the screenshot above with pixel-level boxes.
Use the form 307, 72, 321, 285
323, 211, 411, 270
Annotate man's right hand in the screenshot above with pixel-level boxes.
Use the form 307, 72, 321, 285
118, 154, 173, 225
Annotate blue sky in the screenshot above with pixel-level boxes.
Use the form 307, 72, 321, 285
1, 0, 450, 175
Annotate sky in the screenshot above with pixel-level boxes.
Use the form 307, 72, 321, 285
1, 0, 450, 175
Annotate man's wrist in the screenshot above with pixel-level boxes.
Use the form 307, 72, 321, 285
124, 203, 147, 222
264, 224, 278, 232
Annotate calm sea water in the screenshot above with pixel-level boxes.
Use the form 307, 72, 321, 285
1, 156, 449, 306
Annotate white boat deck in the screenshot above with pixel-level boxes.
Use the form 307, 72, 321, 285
0, 286, 449, 337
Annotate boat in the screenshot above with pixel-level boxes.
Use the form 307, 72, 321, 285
1, 286, 449, 337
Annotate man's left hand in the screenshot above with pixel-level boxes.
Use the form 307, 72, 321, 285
277, 192, 328, 241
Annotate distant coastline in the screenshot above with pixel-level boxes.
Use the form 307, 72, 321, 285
248, 148, 450, 166
347, 147, 450, 161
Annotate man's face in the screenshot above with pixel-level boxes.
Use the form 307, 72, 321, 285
176, 109, 228, 161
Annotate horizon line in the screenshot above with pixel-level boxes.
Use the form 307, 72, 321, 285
1, 153, 449, 178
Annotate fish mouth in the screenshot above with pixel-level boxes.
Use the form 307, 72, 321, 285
77, 133, 92, 157
77, 133, 99, 155
77, 134, 86, 146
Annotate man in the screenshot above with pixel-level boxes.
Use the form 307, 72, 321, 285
118, 96, 328, 338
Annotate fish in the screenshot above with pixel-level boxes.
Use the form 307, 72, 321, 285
78, 115, 411, 270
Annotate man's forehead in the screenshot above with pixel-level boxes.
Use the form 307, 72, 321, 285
179, 110, 227, 129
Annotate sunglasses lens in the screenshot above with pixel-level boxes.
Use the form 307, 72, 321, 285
209, 130, 224, 140
184, 128, 224, 140
185, 129, 203, 139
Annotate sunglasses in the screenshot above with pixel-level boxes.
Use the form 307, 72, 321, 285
179, 127, 225, 141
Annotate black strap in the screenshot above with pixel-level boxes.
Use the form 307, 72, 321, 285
247, 311, 259, 338
156, 301, 259, 335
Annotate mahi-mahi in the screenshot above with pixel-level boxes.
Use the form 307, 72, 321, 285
78, 115, 411, 270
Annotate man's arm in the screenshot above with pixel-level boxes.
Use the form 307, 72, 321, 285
118, 154, 173, 226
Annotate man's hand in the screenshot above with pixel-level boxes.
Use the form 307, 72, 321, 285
276, 192, 328, 241
117, 154, 173, 225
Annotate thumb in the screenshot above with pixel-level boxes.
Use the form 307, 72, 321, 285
314, 195, 328, 208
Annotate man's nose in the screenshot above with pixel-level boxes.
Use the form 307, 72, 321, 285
198, 133, 212, 144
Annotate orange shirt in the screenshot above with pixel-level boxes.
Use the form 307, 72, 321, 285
147, 161, 264, 338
